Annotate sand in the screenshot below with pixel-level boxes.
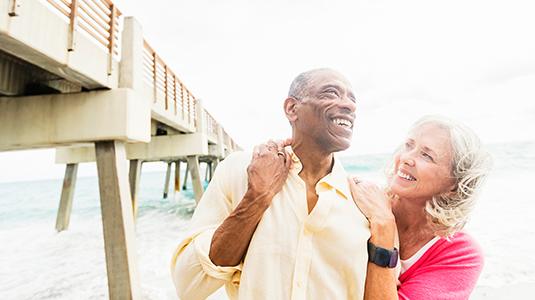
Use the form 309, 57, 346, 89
470, 282, 535, 300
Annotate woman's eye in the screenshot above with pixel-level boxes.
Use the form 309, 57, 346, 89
422, 152, 434, 161
405, 143, 413, 149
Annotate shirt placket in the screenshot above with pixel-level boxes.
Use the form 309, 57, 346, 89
290, 180, 334, 300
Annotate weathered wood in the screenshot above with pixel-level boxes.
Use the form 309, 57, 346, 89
163, 162, 172, 198
8, 0, 20, 16
186, 155, 204, 205
55, 163, 79, 232
212, 157, 219, 178
204, 161, 210, 181
129, 159, 142, 221
182, 163, 189, 190
95, 140, 142, 300
174, 161, 181, 194
68, 0, 79, 51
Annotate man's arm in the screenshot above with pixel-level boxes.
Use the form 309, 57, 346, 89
209, 139, 292, 267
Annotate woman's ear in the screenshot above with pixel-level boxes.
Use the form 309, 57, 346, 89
284, 97, 299, 123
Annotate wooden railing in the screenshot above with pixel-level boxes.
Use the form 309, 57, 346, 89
142, 39, 196, 127
42, 0, 240, 153
45, 0, 121, 64
205, 111, 218, 141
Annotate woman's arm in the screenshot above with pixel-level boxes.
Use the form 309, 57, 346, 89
347, 177, 399, 300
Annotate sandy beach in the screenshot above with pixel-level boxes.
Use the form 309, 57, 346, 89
470, 282, 534, 300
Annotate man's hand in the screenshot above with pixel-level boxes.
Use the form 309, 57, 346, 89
246, 138, 293, 206
209, 138, 292, 267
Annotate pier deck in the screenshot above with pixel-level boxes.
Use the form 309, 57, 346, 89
0, 0, 241, 298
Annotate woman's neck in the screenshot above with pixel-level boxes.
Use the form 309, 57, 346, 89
393, 197, 436, 260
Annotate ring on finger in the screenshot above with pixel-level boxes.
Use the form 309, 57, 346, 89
277, 151, 287, 162
354, 178, 361, 184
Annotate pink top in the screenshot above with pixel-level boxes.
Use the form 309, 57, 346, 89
398, 230, 484, 300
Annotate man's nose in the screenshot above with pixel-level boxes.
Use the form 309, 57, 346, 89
339, 96, 357, 113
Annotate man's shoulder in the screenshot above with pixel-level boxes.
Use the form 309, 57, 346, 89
215, 151, 252, 178
220, 151, 252, 166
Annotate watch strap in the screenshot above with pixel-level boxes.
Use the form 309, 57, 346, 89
367, 239, 399, 268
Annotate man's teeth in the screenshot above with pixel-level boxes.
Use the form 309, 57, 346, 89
397, 170, 416, 181
332, 118, 352, 128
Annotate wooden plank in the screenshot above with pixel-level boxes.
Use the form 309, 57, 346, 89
163, 162, 172, 198
186, 155, 204, 205
55, 163, 79, 231
129, 159, 142, 222
95, 140, 142, 300
68, 0, 80, 51
182, 163, 189, 190
174, 161, 181, 194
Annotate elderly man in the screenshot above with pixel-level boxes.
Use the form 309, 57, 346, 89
171, 68, 370, 299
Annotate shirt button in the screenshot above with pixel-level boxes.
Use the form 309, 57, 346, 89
297, 280, 303, 286
296, 183, 303, 189
303, 228, 310, 235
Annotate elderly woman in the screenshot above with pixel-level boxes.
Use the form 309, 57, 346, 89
348, 115, 493, 300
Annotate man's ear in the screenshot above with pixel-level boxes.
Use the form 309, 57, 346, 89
284, 97, 299, 123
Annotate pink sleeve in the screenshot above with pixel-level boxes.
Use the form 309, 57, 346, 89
398, 231, 484, 300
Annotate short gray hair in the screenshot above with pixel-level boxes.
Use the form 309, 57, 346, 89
385, 115, 493, 237
288, 68, 332, 102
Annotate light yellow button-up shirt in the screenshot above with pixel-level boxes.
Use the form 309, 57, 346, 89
171, 149, 370, 300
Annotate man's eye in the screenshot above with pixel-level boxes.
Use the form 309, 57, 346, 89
326, 89, 339, 96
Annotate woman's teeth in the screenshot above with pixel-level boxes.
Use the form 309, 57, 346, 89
397, 170, 416, 181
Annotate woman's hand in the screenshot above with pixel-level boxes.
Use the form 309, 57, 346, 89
347, 177, 396, 234
246, 138, 293, 204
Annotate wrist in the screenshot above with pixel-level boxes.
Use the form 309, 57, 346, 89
368, 238, 399, 268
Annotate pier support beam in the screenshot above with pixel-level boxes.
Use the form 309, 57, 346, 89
182, 164, 189, 190
163, 162, 172, 198
55, 163, 79, 232
129, 159, 142, 221
186, 155, 204, 205
95, 140, 142, 300
174, 161, 181, 194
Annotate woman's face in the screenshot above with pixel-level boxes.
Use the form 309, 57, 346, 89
390, 124, 456, 204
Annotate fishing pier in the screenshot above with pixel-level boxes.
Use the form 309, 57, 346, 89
0, 0, 241, 298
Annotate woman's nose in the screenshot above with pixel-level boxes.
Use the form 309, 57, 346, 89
400, 150, 416, 166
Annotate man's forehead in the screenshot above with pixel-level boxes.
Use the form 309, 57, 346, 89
309, 70, 352, 88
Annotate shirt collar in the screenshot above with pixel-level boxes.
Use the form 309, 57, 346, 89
287, 147, 351, 200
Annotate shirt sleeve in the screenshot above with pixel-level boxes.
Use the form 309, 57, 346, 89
397, 231, 484, 300
170, 152, 249, 300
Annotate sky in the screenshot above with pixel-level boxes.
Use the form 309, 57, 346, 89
1, 0, 534, 183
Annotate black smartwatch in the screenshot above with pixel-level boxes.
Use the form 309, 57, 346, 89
367, 239, 399, 268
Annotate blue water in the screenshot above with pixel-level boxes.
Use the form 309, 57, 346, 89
0, 140, 534, 299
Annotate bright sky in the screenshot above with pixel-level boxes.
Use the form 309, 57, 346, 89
1, 0, 534, 183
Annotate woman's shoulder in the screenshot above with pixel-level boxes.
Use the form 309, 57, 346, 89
431, 230, 484, 262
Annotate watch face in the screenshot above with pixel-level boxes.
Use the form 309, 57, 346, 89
375, 247, 392, 268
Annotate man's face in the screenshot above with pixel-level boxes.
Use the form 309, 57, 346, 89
294, 70, 357, 153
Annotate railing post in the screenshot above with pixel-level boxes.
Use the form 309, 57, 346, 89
164, 65, 168, 110
107, 4, 118, 75
68, 0, 80, 51
195, 99, 206, 134
119, 17, 143, 92
8, 0, 20, 16
217, 124, 224, 158
153, 53, 158, 103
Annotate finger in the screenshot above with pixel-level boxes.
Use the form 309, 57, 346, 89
283, 137, 293, 147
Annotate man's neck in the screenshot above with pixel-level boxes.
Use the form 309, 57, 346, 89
292, 143, 334, 184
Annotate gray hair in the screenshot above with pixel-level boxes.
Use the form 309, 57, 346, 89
288, 68, 332, 102
384, 115, 493, 237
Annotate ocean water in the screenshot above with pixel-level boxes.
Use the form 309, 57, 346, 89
0, 140, 534, 299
